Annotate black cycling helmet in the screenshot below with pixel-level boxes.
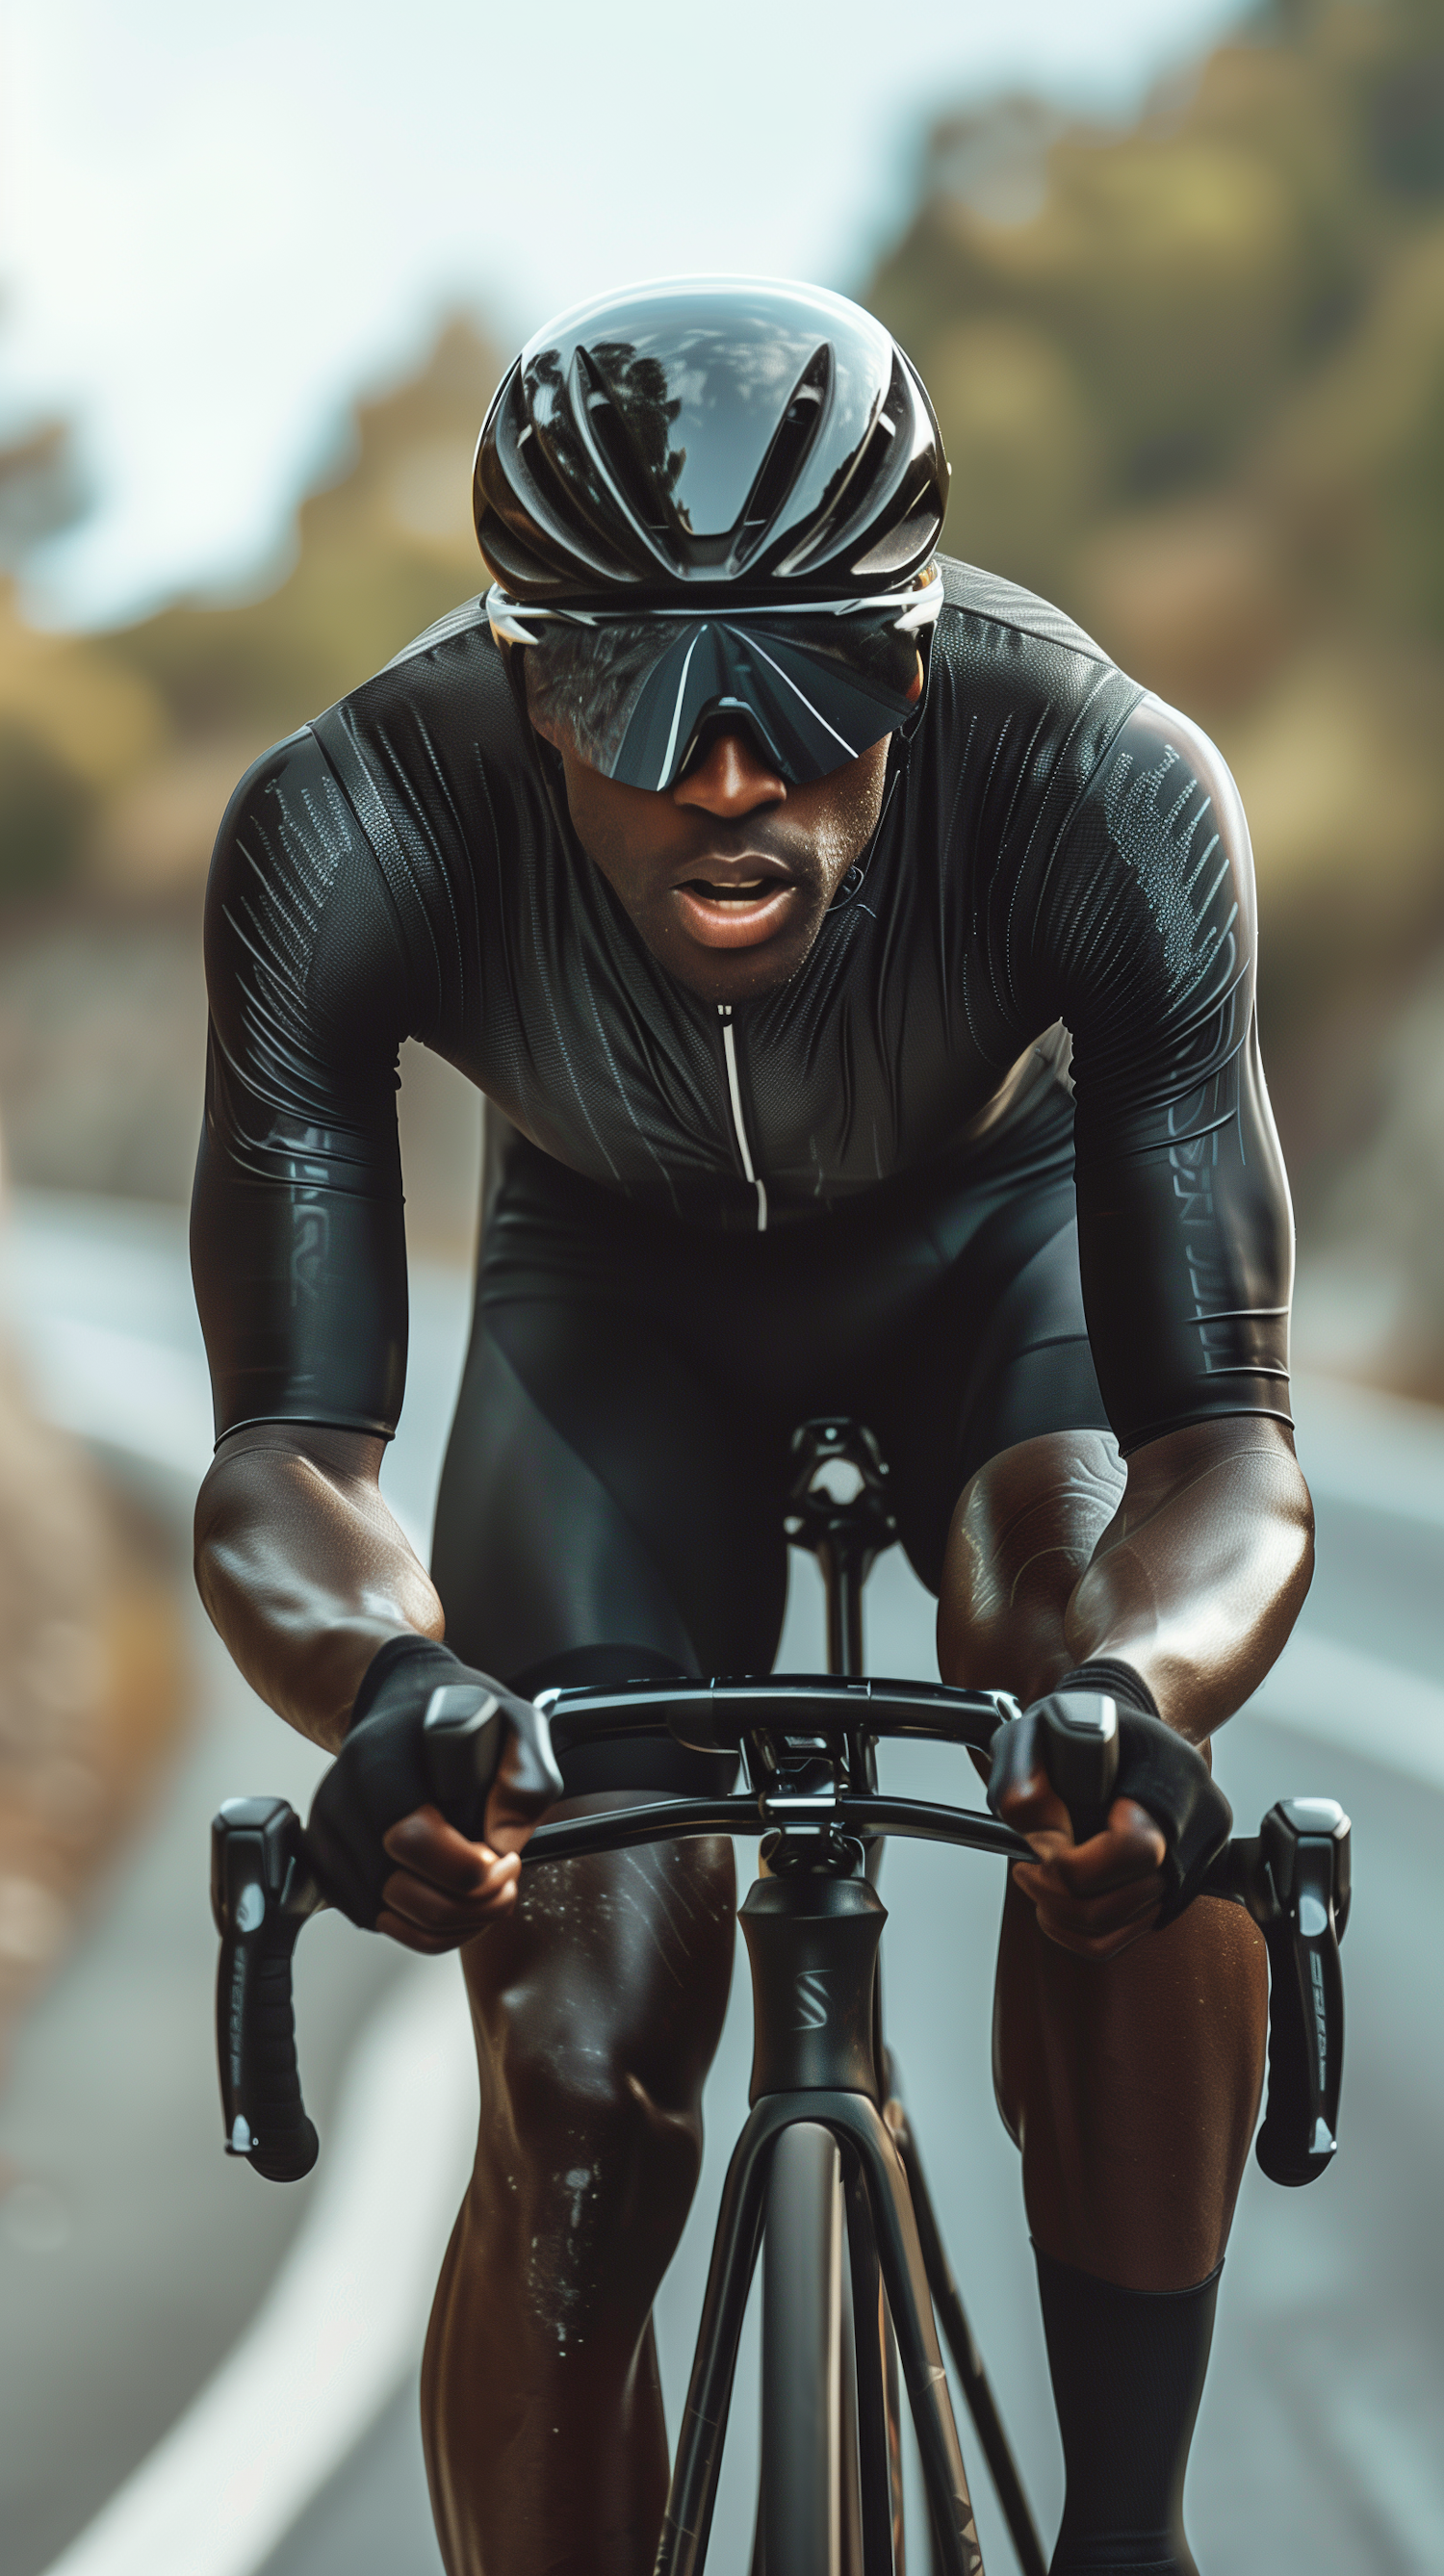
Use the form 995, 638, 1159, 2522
474, 275, 948, 605
476, 280, 949, 793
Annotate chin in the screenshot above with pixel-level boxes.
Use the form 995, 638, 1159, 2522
668, 933, 814, 1004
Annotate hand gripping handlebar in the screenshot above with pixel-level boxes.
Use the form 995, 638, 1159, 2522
1033, 1698, 1351, 2187
210, 1682, 506, 2181
212, 1678, 1350, 2190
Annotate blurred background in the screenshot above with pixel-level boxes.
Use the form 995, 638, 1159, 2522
2, 2, 1443, 2571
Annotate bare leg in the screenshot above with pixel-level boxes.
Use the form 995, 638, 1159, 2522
938, 1430, 1267, 2289
423, 1801, 736, 2576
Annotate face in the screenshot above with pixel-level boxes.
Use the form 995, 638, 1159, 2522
531, 671, 896, 1003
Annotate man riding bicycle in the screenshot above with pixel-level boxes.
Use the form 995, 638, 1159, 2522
192, 279, 1312, 2576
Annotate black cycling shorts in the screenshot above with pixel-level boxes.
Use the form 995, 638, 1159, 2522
431, 1090, 1111, 1793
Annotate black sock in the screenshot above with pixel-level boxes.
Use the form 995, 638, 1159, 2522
1035, 2246, 1221, 2575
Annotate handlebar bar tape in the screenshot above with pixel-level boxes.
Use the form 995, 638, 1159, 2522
1252, 1798, 1350, 2188
211, 1796, 323, 2182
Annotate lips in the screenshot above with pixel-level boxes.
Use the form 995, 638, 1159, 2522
670, 855, 801, 950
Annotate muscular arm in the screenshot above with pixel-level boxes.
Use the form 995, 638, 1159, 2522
941, 664, 1313, 1937
941, 1414, 1313, 1739
193, 1423, 443, 1752
190, 732, 537, 1941
1063, 1413, 1312, 1741
941, 1412, 1312, 1957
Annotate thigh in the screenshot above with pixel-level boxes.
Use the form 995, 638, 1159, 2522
870, 1196, 1114, 1597
431, 1301, 788, 1788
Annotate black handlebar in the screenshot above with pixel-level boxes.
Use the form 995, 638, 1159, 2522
212, 1676, 1349, 2192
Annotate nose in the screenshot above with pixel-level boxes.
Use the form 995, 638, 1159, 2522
673, 730, 786, 818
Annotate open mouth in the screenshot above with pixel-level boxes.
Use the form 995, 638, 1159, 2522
672, 873, 800, 948
683, 875, 776, 903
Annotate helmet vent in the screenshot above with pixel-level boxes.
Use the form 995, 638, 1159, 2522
733, 345, 831, 569
784, 351, 939, 581
571, 342, 683, 554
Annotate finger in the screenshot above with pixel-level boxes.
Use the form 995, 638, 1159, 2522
485, 1779, 555, 1854
1013, 1851, 1166, 1919
375, 1886, 519, 1951
381, 1852, 520, 1935
1044, 1840, 1168, 1904
382, 1805, 502, 1893
1051, 1799, 1167, 1887
994, 1768, 1072, 1841
1015, 1801, 1168, 1899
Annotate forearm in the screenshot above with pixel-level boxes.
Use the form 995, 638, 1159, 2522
1063, 1416, 1313, 1741
193, 1422, 444, 1751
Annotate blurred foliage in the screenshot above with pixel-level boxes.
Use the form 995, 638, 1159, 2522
0, 317, 499, 904
868, 0, 1444, 1056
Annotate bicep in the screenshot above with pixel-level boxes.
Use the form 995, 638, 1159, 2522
192, 733, 412, 1442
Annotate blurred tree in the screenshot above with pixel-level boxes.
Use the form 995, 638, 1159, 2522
108, 316, 499, 760
0, 316, 500, 1221
0, 418, 88, 572
868, 0, 1444, 1272
0, 389, 100, 902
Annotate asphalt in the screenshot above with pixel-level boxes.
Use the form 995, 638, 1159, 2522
3, 1191, 1441, 2576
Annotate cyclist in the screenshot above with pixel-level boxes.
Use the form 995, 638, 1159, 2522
192, 279, 1312, 2576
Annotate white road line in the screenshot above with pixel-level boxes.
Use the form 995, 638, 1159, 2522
38, 1963, 476, 2576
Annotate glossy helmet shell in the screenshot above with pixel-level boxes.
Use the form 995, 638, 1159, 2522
475, 276, 948, 605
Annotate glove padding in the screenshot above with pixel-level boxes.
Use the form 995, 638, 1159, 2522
307, 1635, 562, 1929
987, 1687, 1233, 1927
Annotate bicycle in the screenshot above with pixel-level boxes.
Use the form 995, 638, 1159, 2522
211, 1417, 1351, 2576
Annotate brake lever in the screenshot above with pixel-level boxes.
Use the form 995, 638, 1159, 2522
212, 1681, 511, 2183
211, 1796, 324, 2181
1202, 1797, 1351, 2187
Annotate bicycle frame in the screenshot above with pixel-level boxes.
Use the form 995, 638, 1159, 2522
651, 1420, 1033, 2576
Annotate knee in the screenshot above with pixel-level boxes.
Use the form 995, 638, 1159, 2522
468, 1840, 735, 2271
501, 2014, 706, 2214
468, 2002, 705, 2356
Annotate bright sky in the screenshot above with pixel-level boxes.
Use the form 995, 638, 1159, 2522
1, 0, 1253, 628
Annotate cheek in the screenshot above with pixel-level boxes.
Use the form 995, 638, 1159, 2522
559, 755, 670, 905
811, 742, 891, 860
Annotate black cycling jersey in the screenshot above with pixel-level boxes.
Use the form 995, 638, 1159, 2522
192, 556, 1293, 1459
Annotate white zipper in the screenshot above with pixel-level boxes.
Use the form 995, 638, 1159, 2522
718, 1004, 767, 1233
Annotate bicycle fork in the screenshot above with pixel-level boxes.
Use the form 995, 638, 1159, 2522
655, 1865, 984, 2576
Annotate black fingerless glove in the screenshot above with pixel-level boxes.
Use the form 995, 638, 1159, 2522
306, 1636, 560, 1929
987, 1662, 1233, 1926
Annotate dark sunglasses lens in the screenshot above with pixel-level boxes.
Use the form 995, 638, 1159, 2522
523, 613, 922, 790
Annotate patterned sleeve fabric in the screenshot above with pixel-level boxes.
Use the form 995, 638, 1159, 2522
1025, 700, 1291, 1450
191, 727, 416, 1439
